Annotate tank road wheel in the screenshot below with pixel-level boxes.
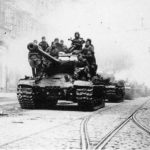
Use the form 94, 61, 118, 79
108, 90, 124, 102
107, 95, 116, 102
17, 85, 37, 109
96, 97, 105, 108
108, 95, 124, 102
106, 86, 124, 102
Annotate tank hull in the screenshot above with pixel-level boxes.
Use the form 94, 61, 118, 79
105, 85, 125, 102
17, 76, 105, 110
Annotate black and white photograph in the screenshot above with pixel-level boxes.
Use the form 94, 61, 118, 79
0, 0, 150, 149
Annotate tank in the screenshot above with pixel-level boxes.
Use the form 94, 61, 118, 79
104, 77, 125, 102
124, 83, 134, 100
17, 43, 105, 110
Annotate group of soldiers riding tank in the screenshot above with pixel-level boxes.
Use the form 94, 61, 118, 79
28, 32, 97, 81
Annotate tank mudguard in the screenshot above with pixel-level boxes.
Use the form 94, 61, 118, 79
18, 74, 74, 88
18, 79, 35, 86
36, 78, 73, 88
74, 80, 93, 87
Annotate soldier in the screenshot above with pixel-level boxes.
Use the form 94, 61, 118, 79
69, 32, 85, 53
47, 40, 59, 58
82, 39, 97, 77
74, 54, 91, 81
52, 38, 61, 52
60, 40, 68, 53
53, 38, 59, 46
82, 39, 94, 55
38, 37, 51, 77
28, 40, 42, 78
39, 36, 49, 52
47, 38, 68, 57
33, 40, 38, 45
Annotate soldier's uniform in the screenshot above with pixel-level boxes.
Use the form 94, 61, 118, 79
69, 32, 85, 53
82, 45, 95, 62
38, 38, 50, 77
59, 44, 68, 53
70, 38, 85, 51
74, 55, 91, 80
39, 41, 49, 52
82, 45, 97, 77
47, 43, 59, 58
28, 43, 42, 77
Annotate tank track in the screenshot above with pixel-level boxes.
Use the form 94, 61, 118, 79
17, 85, 37, 109
106, 86, 124, 102
76, 87, 104, 110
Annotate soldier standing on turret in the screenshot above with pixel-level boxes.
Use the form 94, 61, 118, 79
69, 32, 85, 53
39, 36, 49, 52
38, 36, 50, 77
28, 40, 43, 78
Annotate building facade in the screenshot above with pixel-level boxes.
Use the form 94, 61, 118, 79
0, 0, 47, 91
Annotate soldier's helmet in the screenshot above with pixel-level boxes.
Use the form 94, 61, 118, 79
33, 40, 38, 45
60, 40, 64, 44
54, 38, 59, 43
86, 39, 92, 45
74, 32, 80, 38
42, 36, 46, 40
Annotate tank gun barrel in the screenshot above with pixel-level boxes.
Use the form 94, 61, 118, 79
37, 46, 60, 64
27, 42, 60, 64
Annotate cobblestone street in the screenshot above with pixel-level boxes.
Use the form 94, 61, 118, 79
0, 95, 149, 150
87, 97, 149, 148
0, 0, 150, 149
103, 120, 150, 150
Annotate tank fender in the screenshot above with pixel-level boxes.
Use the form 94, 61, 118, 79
18, 79, 35, 86
74, 80, 93, 87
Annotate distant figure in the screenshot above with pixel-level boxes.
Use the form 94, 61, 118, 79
69, 32, 85, 52
39, 36, 49, 51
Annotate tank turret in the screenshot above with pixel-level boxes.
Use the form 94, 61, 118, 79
27, 42, 60, 64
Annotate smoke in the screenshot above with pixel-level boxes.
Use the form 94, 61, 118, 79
5, 0, 150, 87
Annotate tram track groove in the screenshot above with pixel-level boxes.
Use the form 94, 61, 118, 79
80, 100, 149, 150
80, 104, 119, 150
94, 100, 148, 150
132, 111, 150, 134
